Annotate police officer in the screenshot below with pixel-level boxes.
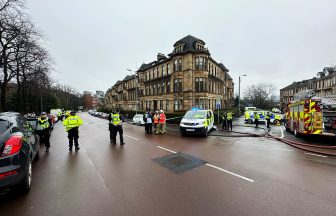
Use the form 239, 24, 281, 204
227, 111, 233, 131
63, 111, 83, 151
254, 112, 260, 128
37, 112, 52, 152
222, 112, 227, 130
265, 112, 271, 131
109, 110, 125, 145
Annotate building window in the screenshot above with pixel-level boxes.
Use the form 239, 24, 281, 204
160, 100, 163, 110
167, 64, 170, 74
157, 67, 159, 78
174, 78, 182, 92
195, 57, 206, 70
162, 65, 165, 76
153, 84, 157, 95
174, 58, 182, 71
167, 81, 170, 93
157, 83, 161, 94
174, 99, 183, 111
195, 77, 205, 92
162, 82, 165, 94
165, 100, 169, 111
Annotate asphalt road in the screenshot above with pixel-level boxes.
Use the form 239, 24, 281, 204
1, 112, 336, 216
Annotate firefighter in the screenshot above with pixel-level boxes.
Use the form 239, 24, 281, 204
227, 111, 233, 131
63, 111, 83, 151
110, 110, 125, 145
37, 112, 52, 152
153, 111, 159, 134
157, 110, 166, 134
254, 112, 260, 128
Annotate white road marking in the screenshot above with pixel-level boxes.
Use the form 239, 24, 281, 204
124, 134, 140, 141
280, 127, 284, 138
156, 146, 177, 154
205, 163, 254, 183
304, 152, 328, 158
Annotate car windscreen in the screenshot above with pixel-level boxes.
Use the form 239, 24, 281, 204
0, 119, 12, 135
184, 110, 206, 119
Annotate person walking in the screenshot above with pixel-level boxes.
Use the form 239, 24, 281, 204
227, 111, 233, 131
63, 111, 83, 151
108, 111, 116, 142
157, 110, 166, 134
221, 112, 227, 130
254, 112, 260, 128
153, 111, 159, 134
109, 110, 125, 145
143, 112, 149, 134
37, 112, 52, 152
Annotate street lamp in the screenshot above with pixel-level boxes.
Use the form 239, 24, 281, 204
238, 75, 247, 117
127, 69, 138, 114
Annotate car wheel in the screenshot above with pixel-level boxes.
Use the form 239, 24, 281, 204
248, 119, 253, 124
19, 159, 32, 193
34, 149, 40, 161
204, 127, 208, 137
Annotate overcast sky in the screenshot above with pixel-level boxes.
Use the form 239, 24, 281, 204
27, 0, 336, 96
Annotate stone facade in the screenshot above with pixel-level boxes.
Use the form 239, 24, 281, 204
280, 66, 336, 108
105, 35, 234, 112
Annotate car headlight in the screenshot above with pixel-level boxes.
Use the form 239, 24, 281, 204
198, 121, 205, 125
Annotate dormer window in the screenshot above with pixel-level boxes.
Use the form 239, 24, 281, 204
195, 42, 204, 50
174, 44, 184, 53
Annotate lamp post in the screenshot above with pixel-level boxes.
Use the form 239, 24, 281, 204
127, 69, 138, 114
238, 75, 247, 117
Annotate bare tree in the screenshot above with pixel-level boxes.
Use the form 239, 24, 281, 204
244, 83, 277, 109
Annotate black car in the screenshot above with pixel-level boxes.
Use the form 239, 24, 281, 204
0, 112, 40, 193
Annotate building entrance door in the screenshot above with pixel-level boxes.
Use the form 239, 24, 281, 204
154, 100, 158, 111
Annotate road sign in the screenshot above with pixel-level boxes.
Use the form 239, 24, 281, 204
216, 101, 221, 109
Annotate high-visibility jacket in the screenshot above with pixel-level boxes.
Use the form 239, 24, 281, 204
265, 114, 271, 120
153, 115, 159, 124
111, 114, 121, 126
227, 112, 233, 120
38, 117, 50, 129
63, 115, 83, 132
254, 113, 260, 120
159, 113, 166, 123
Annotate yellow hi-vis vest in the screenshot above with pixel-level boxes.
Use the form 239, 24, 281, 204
227, 112, 233, 120
111, 114, 121, 126
63, 115, 83, 132
38, 118, 50, 129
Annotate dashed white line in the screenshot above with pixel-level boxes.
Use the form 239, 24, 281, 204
205, 163, 254, 183
124, 134, 140, 141
156, 146, 177, 154
304, 152, 328, 158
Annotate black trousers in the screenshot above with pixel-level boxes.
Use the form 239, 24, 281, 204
227, 120, 232, 131
266, 119, 270, 128
255, 119, 259, 127
146, 123, 152, 134
39, 129, 50, 148
222, 119, 227, 130
68, 127, 79, 148
112, 125, 124, 144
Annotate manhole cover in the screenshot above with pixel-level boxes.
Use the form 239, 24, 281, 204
153, 152, 206, 174
167, 156, 192, 167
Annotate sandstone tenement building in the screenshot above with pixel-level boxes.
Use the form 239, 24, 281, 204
105, 35, 234, 112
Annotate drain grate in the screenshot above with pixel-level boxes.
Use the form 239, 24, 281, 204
153, 152, 206, 174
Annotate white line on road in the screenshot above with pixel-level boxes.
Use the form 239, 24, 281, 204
304, 152, 328, 158
156, 146, 177, 154
124, 134, 140, 141
205, 163, 254, 183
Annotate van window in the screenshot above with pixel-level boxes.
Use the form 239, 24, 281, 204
184, 110, 206, 119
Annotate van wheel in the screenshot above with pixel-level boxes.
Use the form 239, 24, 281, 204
274, 120, 279, 125
248, 119, 253, 124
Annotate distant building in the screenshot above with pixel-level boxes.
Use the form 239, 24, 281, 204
83, 90, 105, 110
105, 35, 234, 112
280, 66, 336, 108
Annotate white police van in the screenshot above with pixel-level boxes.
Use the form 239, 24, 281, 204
180, 109, 214, 137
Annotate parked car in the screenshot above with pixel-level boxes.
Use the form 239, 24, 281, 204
132, 114, 145, 125
0, 112, 40, 193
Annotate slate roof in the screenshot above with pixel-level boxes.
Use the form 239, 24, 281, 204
219, 63, 229, 72
170, 35, 208, 56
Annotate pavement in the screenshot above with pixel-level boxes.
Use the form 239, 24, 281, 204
1, 113, 336, 216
